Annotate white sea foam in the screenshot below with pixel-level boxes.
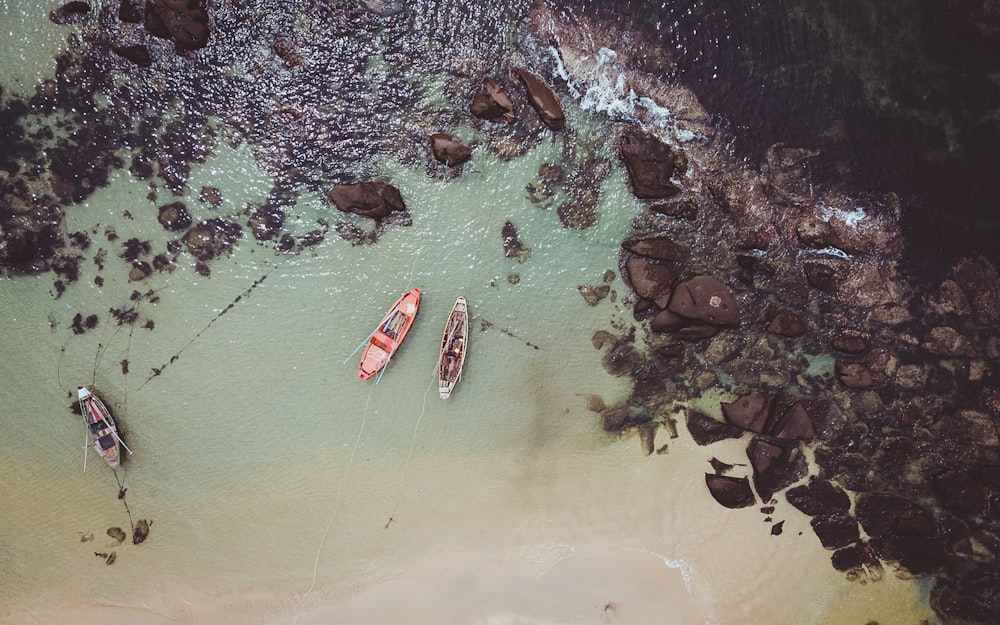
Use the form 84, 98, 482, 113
797, 246, 854, 260
819, 202, 868, 228
546, 45, 705, 144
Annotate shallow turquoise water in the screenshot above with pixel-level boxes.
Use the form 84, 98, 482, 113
0, 3, 941, 624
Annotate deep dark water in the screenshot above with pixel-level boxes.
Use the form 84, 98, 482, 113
600, 0, 1000, 273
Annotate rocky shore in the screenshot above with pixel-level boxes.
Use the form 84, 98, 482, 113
2, 2, 998, 623
524, 5, 1000, 623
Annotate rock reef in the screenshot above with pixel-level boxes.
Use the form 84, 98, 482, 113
533, 5, 1000, 622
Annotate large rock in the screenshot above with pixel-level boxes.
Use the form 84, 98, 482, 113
930, 581, 995, 625
810, 512, 860, 550
112, 45, 153, 67
932, 469, 986, 518
922, 326, 977, 357
953, 255, 1000, 328
181, 218, 242, 262
831, 331, 871, 354
119, 0, 141, 23
619, 131, 684, 199
667, 275, 739, 327
854, 492, 946, 575
722, 391, 770, 433
328, 182, 406, 221
705, 474, 756, 509
830, 541, 881, 574
157, 201, 191, 231
762, 143, 819, 204
50, 2, 91, 25
625, 256, 675, 308
747, 437, 807, 502
686, 410, 744, 445
470, 78, 514, 123
516, 69, 565, 130
621, 233, 690, 262
429, 133, 472, 167
786, 479, 851, 516
836, 360, 878, 388
145, 0, 210, 51
765, 309, 808, 337
770, 401, 815, 441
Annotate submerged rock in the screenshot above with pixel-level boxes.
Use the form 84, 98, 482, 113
248, 204, 285, 241
501, 221, 530, 263
157, 201, 192, 232
922, 326, 977, 357
578, 284, 610, 306
131, 519, 151, 545
118, 0, 141, 23
556, 199, 598, 229
106, 527, 126, 545
363, 0, 405, 16
831, 331, 871, 354
834, 361, 870, 389
145, 0, 211, 51
50, 2, 91, 24
601, 337, 642, 378
112, 45, 152, 67
953, 255, 1000, 328
182, 218, 242, 261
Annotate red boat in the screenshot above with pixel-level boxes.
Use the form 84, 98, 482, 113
357, 288, 421, 381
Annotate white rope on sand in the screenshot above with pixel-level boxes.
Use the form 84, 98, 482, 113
385, 373, 435, 528
291, 382, 377, 624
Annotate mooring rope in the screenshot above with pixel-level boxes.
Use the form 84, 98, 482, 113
384, 372, 436, 529
292, 381, 377, 625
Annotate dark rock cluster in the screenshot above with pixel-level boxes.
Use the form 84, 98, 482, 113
531, 6, 1000, 623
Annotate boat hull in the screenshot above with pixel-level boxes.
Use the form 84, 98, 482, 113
77, 386, 121, 468
437, 296, 469, 399
358, 288, 421, 381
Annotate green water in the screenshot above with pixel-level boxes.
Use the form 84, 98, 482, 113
0, 3, 941, 625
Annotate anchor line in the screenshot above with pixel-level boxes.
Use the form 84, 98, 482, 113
385, 372, 436, 529
138, 265, 278, 390
292, 382, 377, 624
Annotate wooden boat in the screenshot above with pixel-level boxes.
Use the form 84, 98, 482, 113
357, 288, 421, 381
77, 386, 122, 468
437, 296, 469, 399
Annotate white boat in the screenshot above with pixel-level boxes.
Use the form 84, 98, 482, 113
77, 386, 126, 468
437, 296, 469, 399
